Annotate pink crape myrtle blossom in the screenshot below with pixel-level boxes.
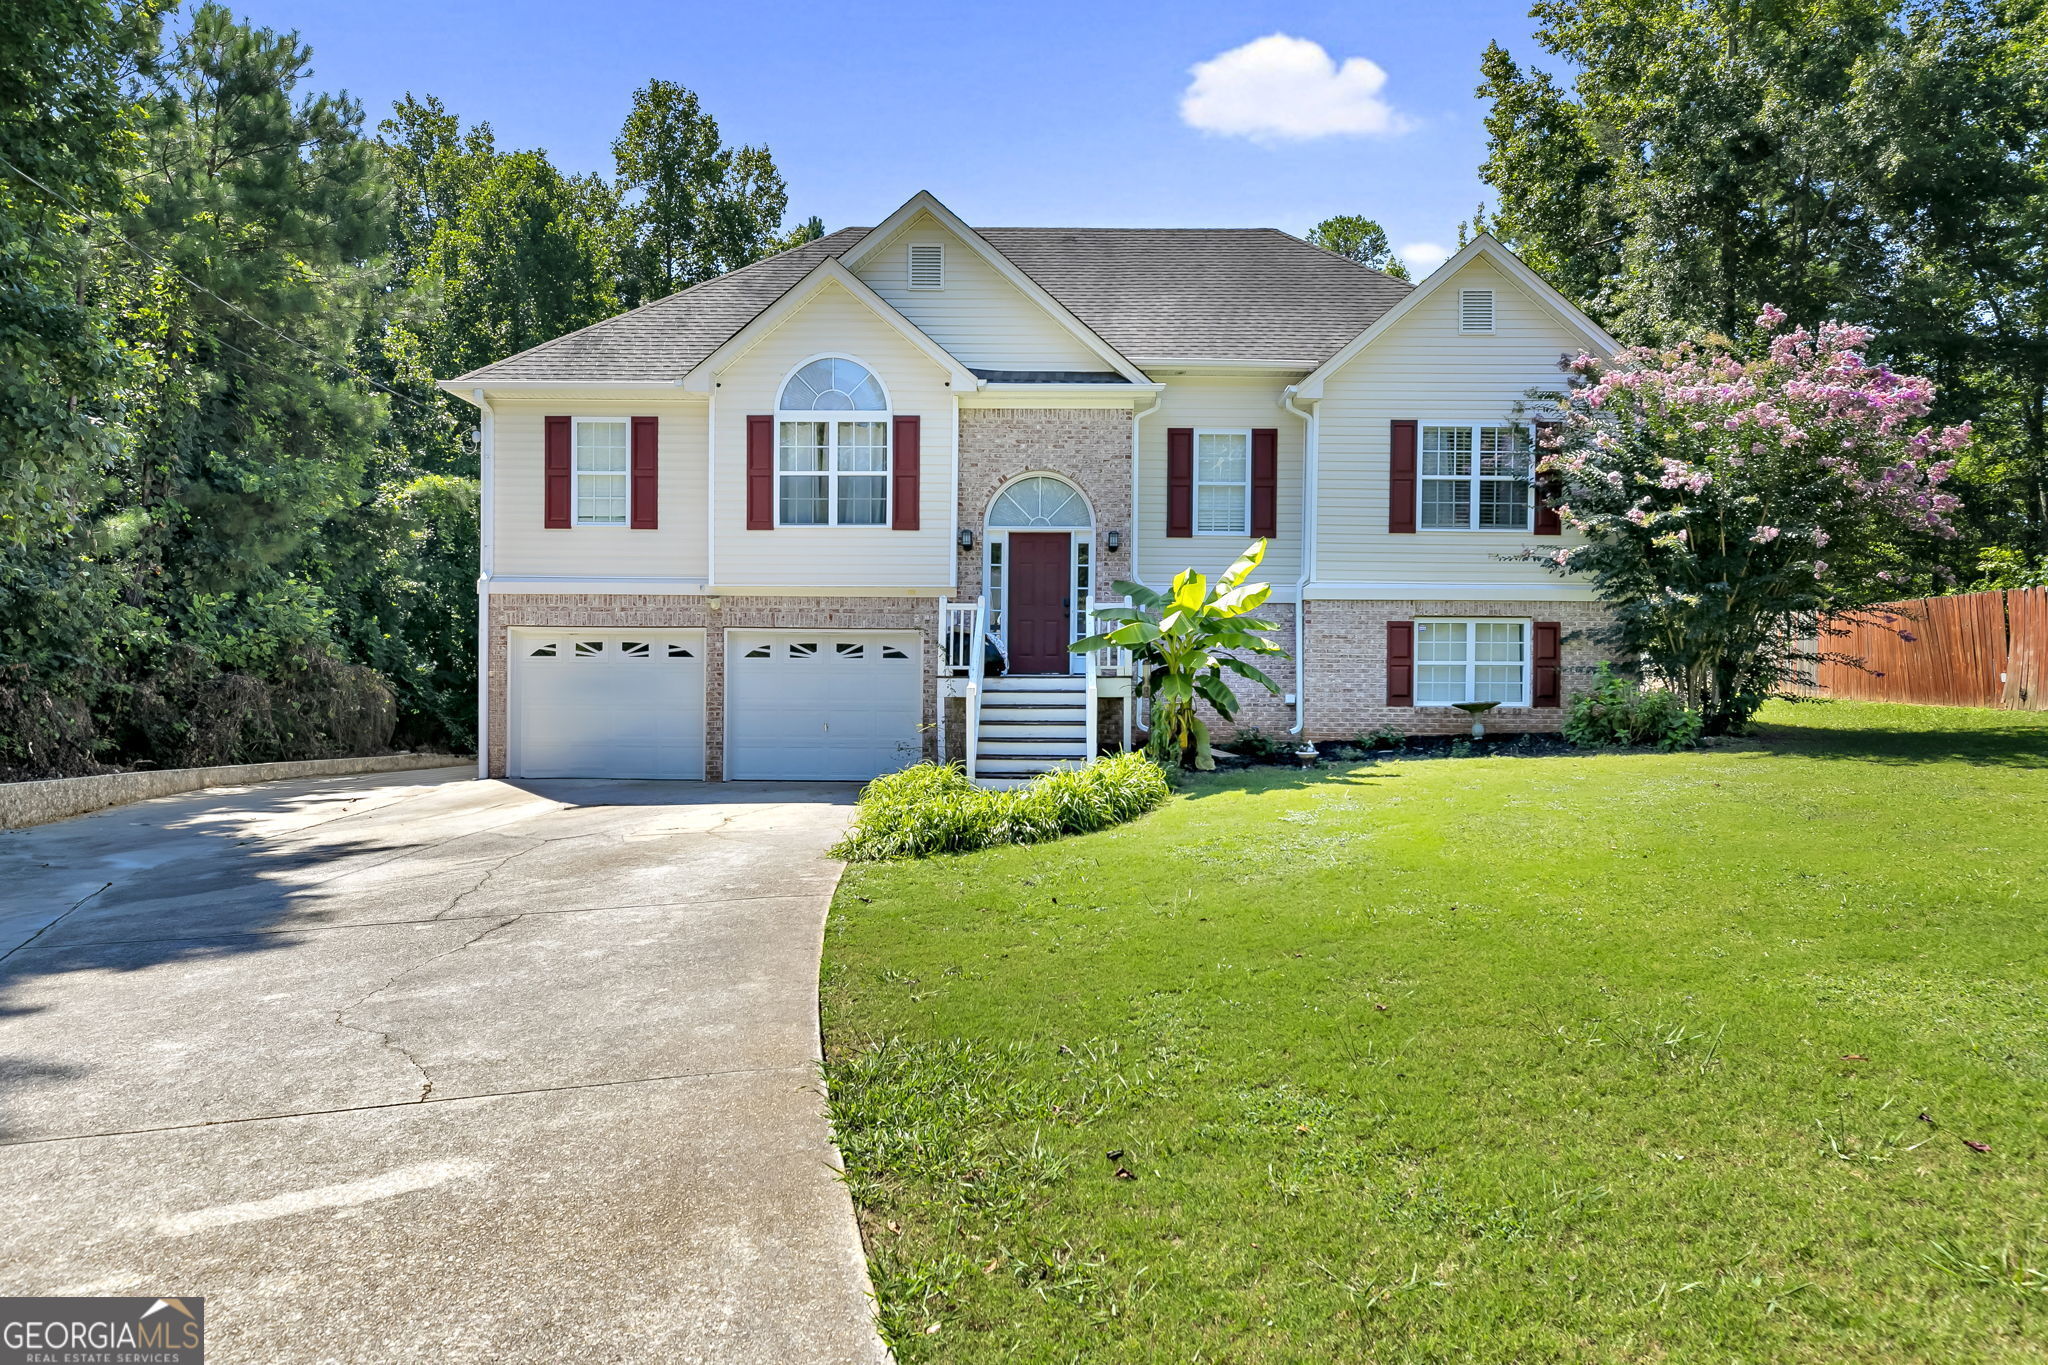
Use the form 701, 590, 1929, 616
1525, 309, 1970, 733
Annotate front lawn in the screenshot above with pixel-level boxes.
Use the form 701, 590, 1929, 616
820, 700, 2048, 1362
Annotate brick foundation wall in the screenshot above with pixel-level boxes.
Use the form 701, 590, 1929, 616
1301, 599, 1614, 740
485, 594, 939, 779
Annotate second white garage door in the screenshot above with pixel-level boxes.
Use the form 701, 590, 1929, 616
725, 631, 923, 781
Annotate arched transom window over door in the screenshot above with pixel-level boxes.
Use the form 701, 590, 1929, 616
777, 357, 890, 526
988, 475, 1090, 529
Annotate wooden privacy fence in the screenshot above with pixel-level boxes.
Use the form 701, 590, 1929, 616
1810, 587, 2046, 709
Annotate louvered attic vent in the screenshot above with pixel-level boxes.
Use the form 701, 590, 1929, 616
908, 243, 944, 288
1459, 288, 1495, 333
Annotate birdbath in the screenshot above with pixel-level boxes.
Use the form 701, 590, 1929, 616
1451, 700, 1501, 740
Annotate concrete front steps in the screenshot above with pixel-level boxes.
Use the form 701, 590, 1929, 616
975, 674, 1090, 787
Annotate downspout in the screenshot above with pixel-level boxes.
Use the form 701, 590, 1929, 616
705, 386, 717, 590
1129, 390, 1164, 590
473, 387, 496, 779
1282, 385, 1317, 736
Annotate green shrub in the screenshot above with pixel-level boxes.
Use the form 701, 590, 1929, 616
1564, 664, 1706, 751
1228, 727, 1290, 762
1356, 726, 1405, 750
831, 752, 1171, 862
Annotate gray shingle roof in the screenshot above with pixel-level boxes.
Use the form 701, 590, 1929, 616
978, 228, 1411, 366
455, 224, 1409, 383
453, 228, 871, 383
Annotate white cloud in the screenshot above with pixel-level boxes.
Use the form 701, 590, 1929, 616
1180, 34, 1412, 141
1398, 242, 1452, 275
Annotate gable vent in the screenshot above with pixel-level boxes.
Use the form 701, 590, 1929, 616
908, 242, 944, 289
1459, 288, 1496, 333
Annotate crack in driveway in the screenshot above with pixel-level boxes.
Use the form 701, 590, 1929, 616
331, 914, 524, 1101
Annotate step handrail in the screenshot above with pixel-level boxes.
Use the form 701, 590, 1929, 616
964, 595, 988, 780
1083, 634, 1099, 763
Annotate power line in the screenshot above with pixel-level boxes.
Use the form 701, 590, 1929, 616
0, 148, 447, 413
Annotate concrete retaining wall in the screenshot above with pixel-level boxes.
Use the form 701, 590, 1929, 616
0, 753, 471, 830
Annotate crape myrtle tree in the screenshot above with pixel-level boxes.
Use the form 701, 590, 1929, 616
1530, 306, 1968, 733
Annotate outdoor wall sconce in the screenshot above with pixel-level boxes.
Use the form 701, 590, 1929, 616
957, 528, 976, 551
1105, 529, 1122, 552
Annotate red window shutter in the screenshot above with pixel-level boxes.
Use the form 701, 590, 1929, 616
1389, 420, 1418, 534
1532, 419, 1563, 535
892, 415, 921, 530
1386, 620, 1414, 707
544, 415, 572, 528
746, 415, 775, 530
1166, 427, 1193, 537
630, 415, 658, 529
1250, 427, 1279, 538
1533, 620, 1563, 707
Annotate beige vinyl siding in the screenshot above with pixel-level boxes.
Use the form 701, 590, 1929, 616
710, 279, 955, 589
1135, 375, 1306, 594
853, 213, 1108, 373
1314, 256, 1594, 594
491, 395, 708, 579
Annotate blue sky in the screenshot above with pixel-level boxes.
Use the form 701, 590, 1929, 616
229, 0, 1558, 275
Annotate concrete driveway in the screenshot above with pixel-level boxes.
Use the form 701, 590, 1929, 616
0, 769, 887, 1363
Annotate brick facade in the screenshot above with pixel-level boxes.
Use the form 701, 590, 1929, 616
1300, 599, 1613, 740
485, 594, 938, 779
956, 407, 1132, 605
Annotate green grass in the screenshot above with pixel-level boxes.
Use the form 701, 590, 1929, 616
820, 700, 2048, 1362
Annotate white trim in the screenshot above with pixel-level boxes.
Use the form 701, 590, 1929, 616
475, 389, 495, 779
1293, 236, 1621, 400
1190, 427, 1253, 537
680, 259, 978, 392
439, 379, 686, 393
705, 389, 718, 589
1412, 616, 1532, 708
487, 576, 710, 595
571, 416, 632, 527
838, 191, 1150, 384
1133, 357, 1318, 372
1307, 580, 1596, 602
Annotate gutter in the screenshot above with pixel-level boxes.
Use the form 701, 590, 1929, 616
1281, 385, 1317, 736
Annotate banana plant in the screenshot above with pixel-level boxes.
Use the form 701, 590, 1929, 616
1071, 539, 1288, 770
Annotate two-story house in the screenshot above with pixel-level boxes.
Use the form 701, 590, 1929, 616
443, 191, 1619, 784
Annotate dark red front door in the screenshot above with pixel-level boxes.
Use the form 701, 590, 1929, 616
1006, 532, 1071, 674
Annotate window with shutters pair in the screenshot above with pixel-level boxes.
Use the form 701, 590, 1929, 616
1388, 419, 1561, 535
1387, 618, 1561, 708
544, 415, 658, 529
1166, 427, 1278, 538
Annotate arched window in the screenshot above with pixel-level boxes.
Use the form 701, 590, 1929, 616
777, 357, 890, 526
987, 476, 1090, 529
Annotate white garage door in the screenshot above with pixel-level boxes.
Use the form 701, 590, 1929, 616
726, 631, 922, 781
509, 629, 706, 779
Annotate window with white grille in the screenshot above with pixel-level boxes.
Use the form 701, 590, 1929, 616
908, 243, 944, 289
1459, 288, 1496, 333
1415, 619, 1529, 706
1419, 424, 1531, 529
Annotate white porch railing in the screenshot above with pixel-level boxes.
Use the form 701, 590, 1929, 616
1084, 595, 1135, 677
939, 597, 980, 674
